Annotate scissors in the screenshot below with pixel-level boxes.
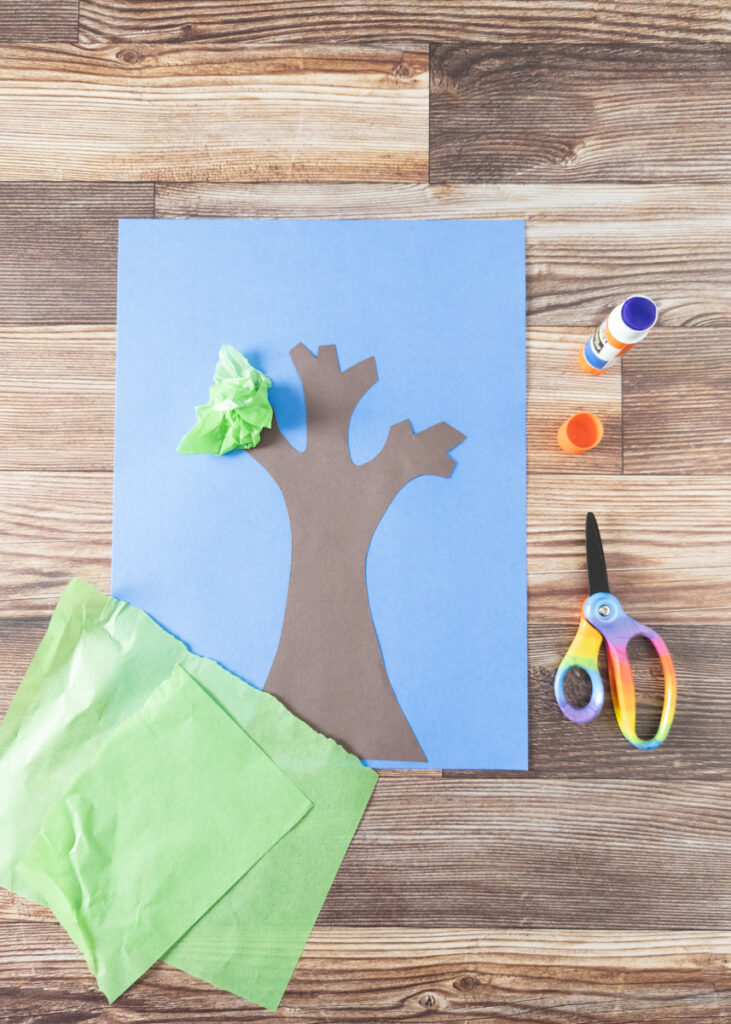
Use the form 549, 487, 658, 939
554, 513, 677, 750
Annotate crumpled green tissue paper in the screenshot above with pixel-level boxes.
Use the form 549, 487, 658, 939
0, 579, 377, 1008
16, 664, 312, 1002
177, 344, 273, 454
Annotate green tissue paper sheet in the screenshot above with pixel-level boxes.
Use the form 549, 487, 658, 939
0, 579, 377, 1008
177, 344, 273, 454
16, 665, 312, 1002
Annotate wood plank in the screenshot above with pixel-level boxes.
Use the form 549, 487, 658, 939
77, 0, 731, 46
4, 617, 728, 779
0, 184, 153, 323
1, 777, 731, 929
0, 891, 54, 921
0, 325, 620, 475
530, 566, 731, 625
0, 0, 77, 42
624, 328, 731, 474
322, 777, 731, 927
1, 922, 731, 1022
0, 472, 112, 617
0, 326, 115, 471
5, 471, 731, 619
156, 183, 731, 327
527, 473, 731, 574
430, 44, 731, 184
0, 618, 47, 718
0, 44, 428, 182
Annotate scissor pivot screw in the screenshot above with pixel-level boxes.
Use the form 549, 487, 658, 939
598, 604, 611, 617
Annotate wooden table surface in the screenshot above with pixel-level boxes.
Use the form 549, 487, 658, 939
2, 3, 731, 1021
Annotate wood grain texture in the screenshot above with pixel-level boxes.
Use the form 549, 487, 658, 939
624, 328, 731, 474
156, 183, 731, 326
0, 326, 115, 470
5, 472, 731, 619
0, 44, 427, 182
0, 325, 619, 475
0, 184, 153, 324
528, 473, 731, 574
76, 0, 731, 46
4, 617, 728, 779
2, 778, 731, 930
320, 777, 731, 928
0, 472, 112, 617
0, 618, 47, 717
0, 0, 77, 42
2, 922, 731, 1022
430, 44, 731, 184
0, 890, 54, 921
530, 566, 731, 625
527, 474, 731, 621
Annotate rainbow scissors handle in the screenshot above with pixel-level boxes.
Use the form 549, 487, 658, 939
554, 592, 677, 750
554, 615, 604, 724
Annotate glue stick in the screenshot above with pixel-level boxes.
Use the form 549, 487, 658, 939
580, 296, 657, 374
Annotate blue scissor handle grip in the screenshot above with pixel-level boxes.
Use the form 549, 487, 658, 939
553, 615, 605, 724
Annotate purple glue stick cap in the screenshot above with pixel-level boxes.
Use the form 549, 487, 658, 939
621, 295, 657, 332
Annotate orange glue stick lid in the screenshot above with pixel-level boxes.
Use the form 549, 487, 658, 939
557, 411, 604, 454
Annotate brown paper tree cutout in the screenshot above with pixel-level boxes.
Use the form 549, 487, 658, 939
249, 343, 466, 761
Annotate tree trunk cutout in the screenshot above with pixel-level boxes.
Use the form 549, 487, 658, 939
249, 344, 465, 761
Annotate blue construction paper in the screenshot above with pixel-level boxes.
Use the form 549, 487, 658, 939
113, 219, 527, 769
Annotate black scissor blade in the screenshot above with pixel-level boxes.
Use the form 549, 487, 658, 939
586, 512, 610, 595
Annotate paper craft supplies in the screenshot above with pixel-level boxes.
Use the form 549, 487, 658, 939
180, 340, 465, 762
114, 217, 528, 770
581, 295, 658, 374
178, 344, 273, 454
16, 664, 311, 1001
553, 513, 677, 750
0, 579, 377, 1008
557, 411, 604, 454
